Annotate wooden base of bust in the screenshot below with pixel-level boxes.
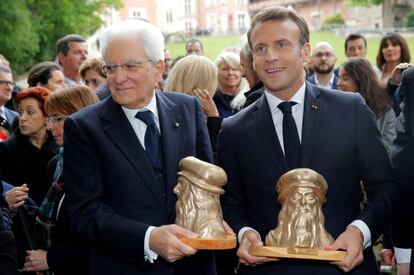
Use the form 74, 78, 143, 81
250, 246, 347, 261
180, 235, 237, 250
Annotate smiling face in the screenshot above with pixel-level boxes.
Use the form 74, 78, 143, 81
250, 19, 310, 100
337, 67, 358, 93
104, 37, 164, 109
18, 97, 47, 138
217, 62, 242, 95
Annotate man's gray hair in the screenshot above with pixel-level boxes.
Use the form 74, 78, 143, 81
0, 64, 11, 74
100, 20, 164, 63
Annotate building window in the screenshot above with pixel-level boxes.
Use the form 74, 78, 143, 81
185, 0, 191, 14
132, 11, 141, 19
238, 14, 246, 30
185, 21, 193, 36
128, 8, 146, 20
166, 10, 173, 23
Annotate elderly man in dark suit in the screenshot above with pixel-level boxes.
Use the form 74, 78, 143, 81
390, 66, 414, 275
218, 6, 399, 275
64, 20, 216, 275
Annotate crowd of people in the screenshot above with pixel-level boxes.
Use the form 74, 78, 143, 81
0, 5, 413, 275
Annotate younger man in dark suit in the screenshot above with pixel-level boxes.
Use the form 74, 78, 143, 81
218, 6, 399, 275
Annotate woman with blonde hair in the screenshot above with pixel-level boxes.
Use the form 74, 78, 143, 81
23, 85, 98, 275
214, 51, 246, 118
164, 55, 221, 162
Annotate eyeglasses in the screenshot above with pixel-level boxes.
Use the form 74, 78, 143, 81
0, 80, 14, 87
313, 52, 335, 59
46, 115, 66, 124
102, 60, 152, 75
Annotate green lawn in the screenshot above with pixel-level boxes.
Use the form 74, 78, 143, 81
166, 31, 414, 67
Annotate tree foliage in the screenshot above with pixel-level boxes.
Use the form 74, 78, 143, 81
0, 0, 121, 74
406, 10, 414, 27
347, 0, 382, 6
322, 14, 346, 25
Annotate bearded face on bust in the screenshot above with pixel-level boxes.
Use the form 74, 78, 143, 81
265, 169, 333, 249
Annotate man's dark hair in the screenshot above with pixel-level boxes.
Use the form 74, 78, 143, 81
56, 34, 86, 56
27, 61, 61, 87
185, 38, 203, 50
247, 6, 309, 49
344, 33, 367, 52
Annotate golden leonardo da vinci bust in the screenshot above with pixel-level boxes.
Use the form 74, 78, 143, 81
174, 156, 227, 239
265, 168, 334, 249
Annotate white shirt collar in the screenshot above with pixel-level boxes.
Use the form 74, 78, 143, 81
264, 82, 306, 114
314, 73, 335, 89
0, 106, 6, 120
121, 92, 159, 122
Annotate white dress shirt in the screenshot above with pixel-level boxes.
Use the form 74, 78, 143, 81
0, 106, 7, 121
238, 82, 371, 249
314, 73, 336, 89
122, 93, 160, 263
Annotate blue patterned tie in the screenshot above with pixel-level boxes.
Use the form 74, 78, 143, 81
278, 102, 301, 169
135, 110, 162, 171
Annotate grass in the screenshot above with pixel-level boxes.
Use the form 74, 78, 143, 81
166, 31, 414, 67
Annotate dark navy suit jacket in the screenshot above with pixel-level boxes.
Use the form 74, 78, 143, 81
3, 107, 18, 131
64, 92, 215, 275
390, 67, 414, 248
218, 82, 399, 275
307, 74, 339, 90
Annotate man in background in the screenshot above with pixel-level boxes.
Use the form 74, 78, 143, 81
56, 34, 88, 85
185, 39, 204, 56
307, 41, 338, 89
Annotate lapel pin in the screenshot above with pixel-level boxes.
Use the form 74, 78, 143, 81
311, 104, 318, 110
174, 122, 180, 128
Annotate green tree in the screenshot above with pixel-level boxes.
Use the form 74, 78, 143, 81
322, 14, 345, 25
348, 0, 382, 6
0, 0, 39, 74
406, 10, 414, 27
0, 0, 121, 74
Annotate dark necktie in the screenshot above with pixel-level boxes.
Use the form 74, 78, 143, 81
135, 110, 162, 171
278, 101, 301, 169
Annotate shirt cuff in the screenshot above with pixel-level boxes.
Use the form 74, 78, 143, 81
238, 226, 261, 244
349, 220, 371, 249
144, 226, 158, 263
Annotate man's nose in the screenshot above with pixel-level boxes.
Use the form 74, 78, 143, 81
112, 69, 128, 83
265, 48, 278, 62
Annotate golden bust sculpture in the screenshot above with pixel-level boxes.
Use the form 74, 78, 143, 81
174, 156, 227, 239
265, 168, 333, 250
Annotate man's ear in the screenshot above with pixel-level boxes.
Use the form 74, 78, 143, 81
154, 60, 165, 81
57, 53, 65, 66
302, 43, 311, 61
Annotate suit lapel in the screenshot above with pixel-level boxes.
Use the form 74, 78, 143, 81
156, 92, 182, 194
301, 83, 322, 166
100, 97, 164, 204
252, 95, 288, 171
